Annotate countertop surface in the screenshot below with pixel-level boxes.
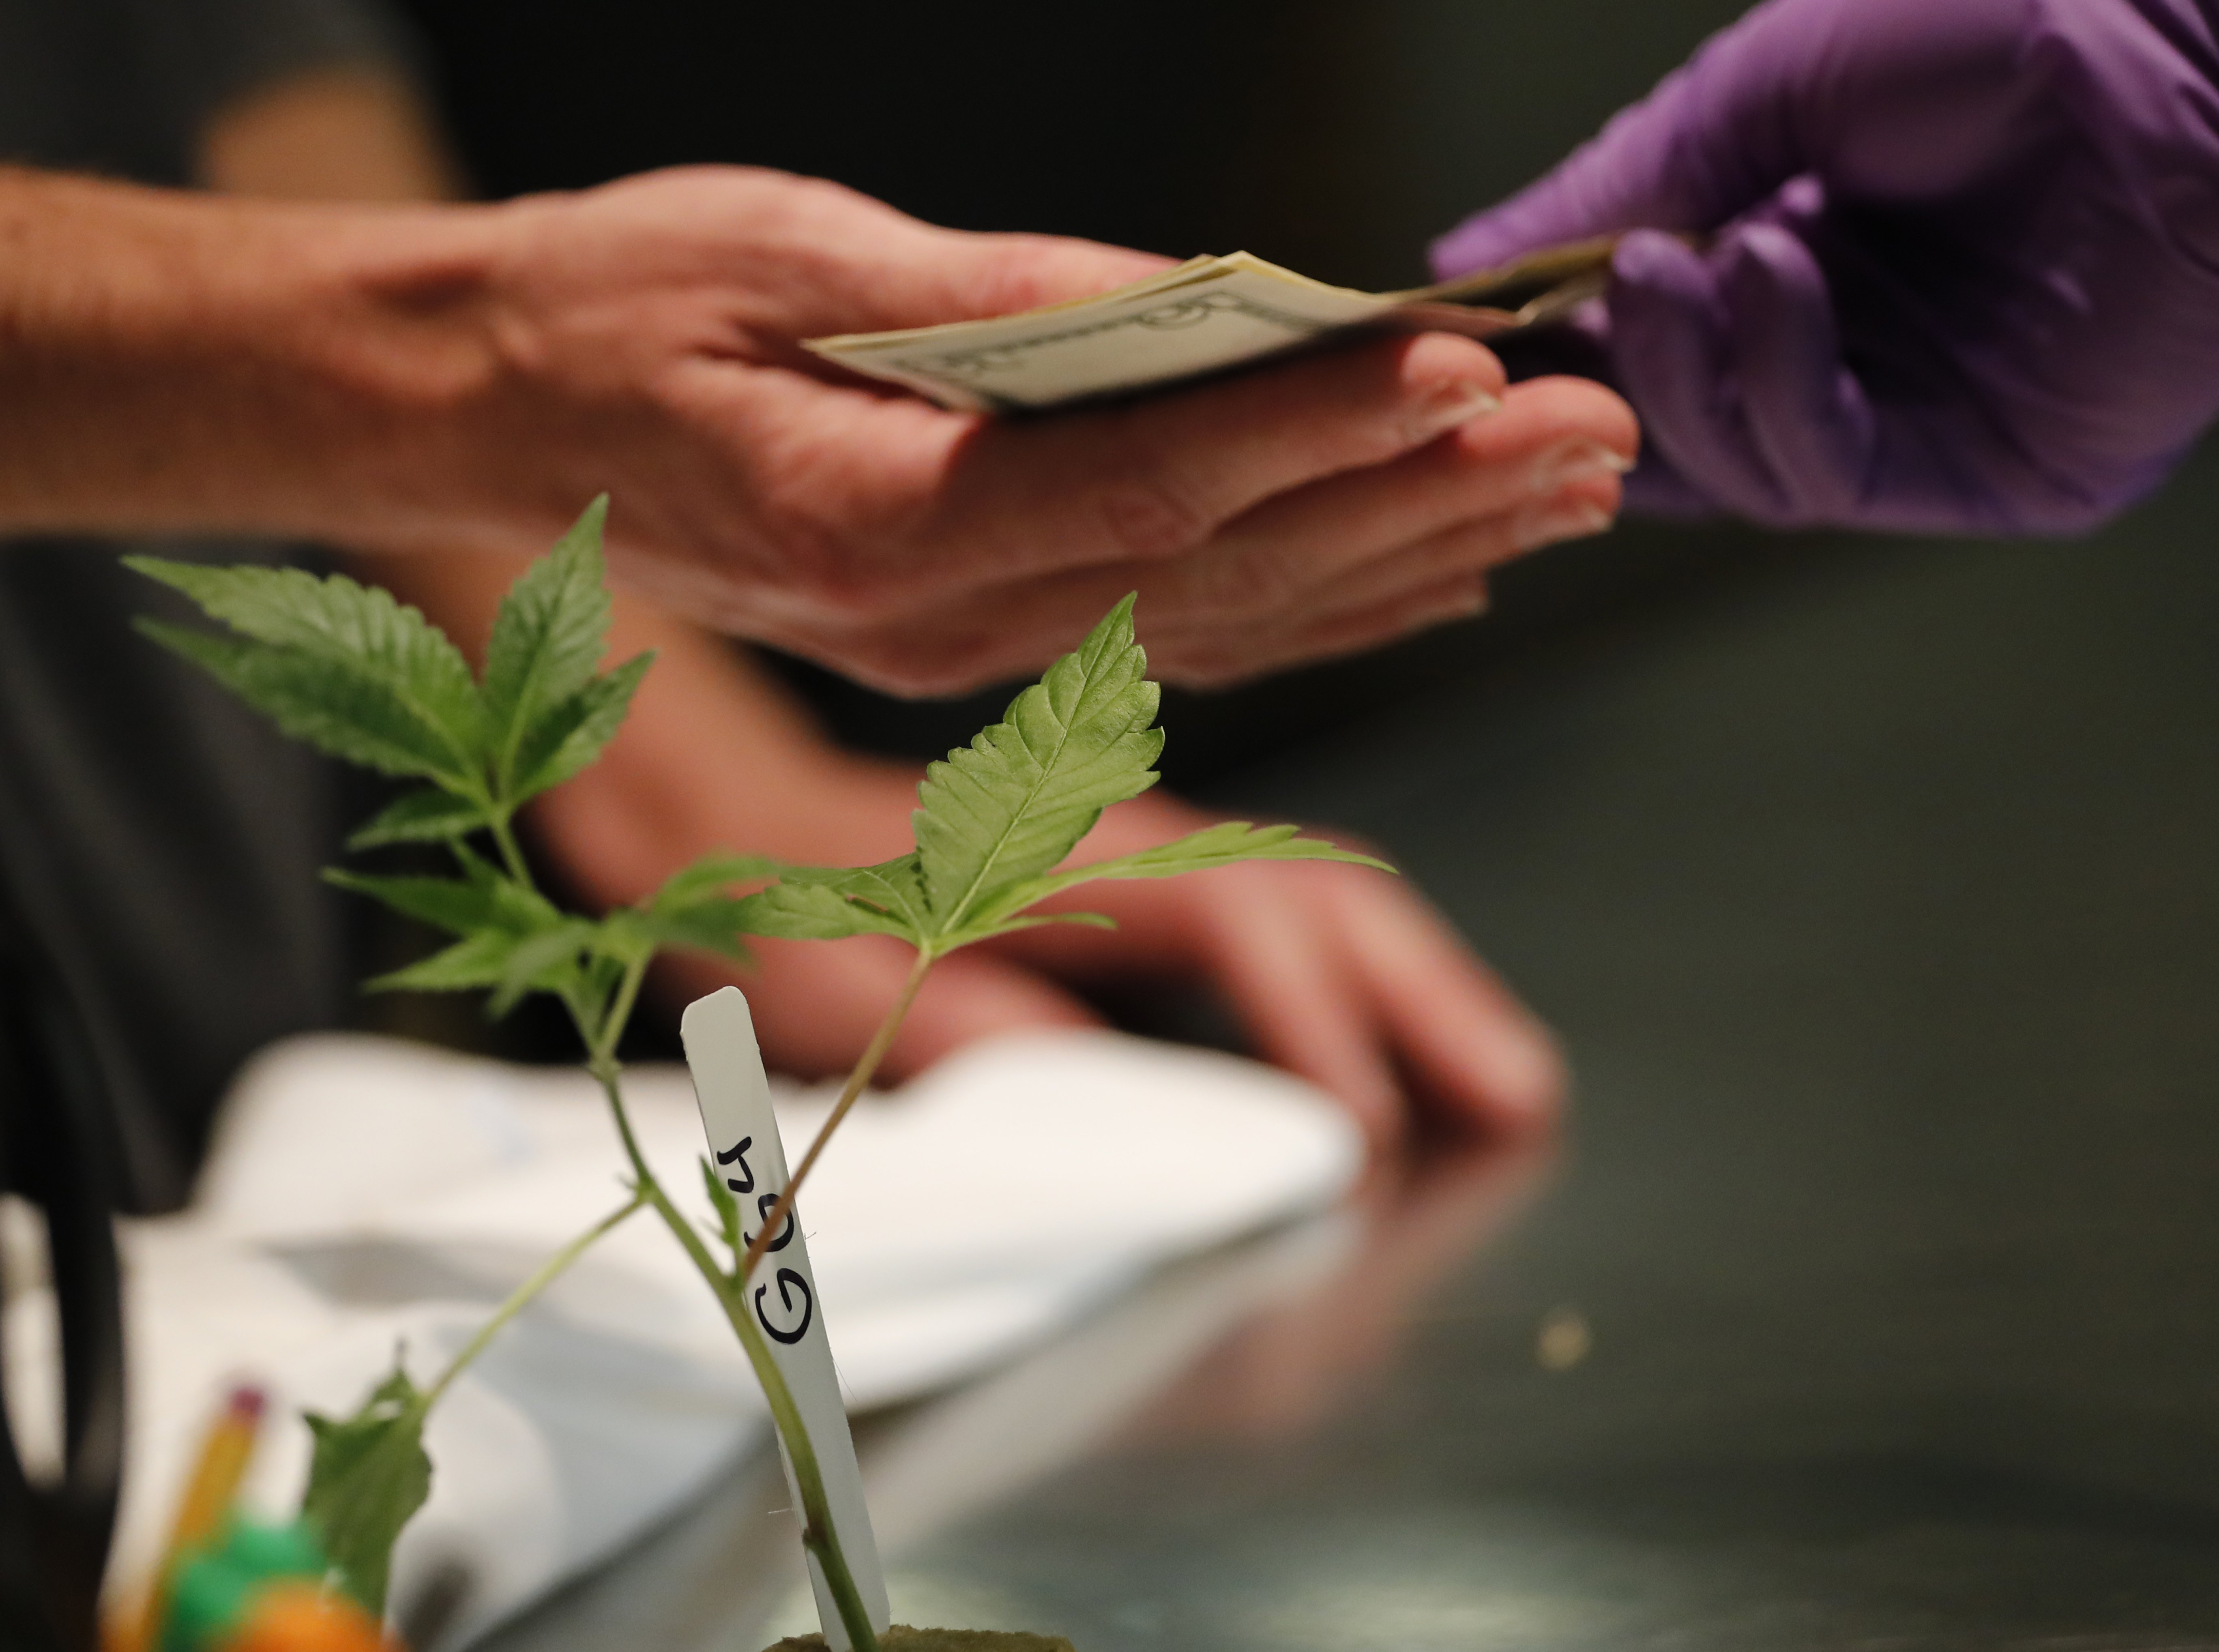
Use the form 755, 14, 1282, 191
484, 442, 2219, 1652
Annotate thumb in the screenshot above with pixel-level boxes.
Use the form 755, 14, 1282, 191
1431, 0, 2056, 278
880, 225, 1180, 331
1430, 0, 1851, 279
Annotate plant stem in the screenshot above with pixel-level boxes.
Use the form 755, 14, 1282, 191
565, 935, 927, 1652
488, 814, 534, 890
593, 953, 650, 1067
589, 1057, 881, 1652
736, 946, 934, 1290
422, 1189, 646, 1411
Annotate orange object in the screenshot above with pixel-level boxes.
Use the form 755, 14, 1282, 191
216, 1581, 393, 1652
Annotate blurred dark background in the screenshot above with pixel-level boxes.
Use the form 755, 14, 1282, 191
388, 0, 1749, 287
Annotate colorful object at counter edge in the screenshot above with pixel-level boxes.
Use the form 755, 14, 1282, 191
160, 1519, 392, 1652
109, 1383, 397, 1652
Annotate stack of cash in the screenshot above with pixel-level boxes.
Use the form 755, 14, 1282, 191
806, 238, 1615, 413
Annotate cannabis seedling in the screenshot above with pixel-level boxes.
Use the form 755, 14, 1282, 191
132, 500, 1386, 1646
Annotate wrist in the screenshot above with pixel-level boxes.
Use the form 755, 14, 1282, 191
0, 167, 514, 544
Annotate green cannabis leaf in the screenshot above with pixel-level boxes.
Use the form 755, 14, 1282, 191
133, 500, 768, 1036
131, 566, 485, 789
954, 819, 1389, 939
916, 593, 1161, 929
736, 597, 1388, 958
482, 500, 616, 780
300, 1364, 432, 1615
129, 496, 650, 850
346, 787, 492, 850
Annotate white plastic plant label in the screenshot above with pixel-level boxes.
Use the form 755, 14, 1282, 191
680, 986, 891, 1650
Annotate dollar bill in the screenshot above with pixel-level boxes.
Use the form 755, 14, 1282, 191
805, 237, 1614, 413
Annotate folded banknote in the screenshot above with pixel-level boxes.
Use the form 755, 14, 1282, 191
805, 238, 1616, 414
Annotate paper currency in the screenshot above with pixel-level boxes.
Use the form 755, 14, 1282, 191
805, 237, 1614, 414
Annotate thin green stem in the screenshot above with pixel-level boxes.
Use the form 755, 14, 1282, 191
488, 813, 534, 890
736, 946, 934, 1289
423, 1189, 646, 1411
588, 1061, 880, 1652
591, 954, 650, 1067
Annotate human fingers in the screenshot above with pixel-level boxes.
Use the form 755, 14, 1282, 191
1148, 470, 1622, 685
719, 333, 1510, 693
807, 374, 1624, 695
1131, 372, 1635, 624
1150, 504, 1612, 690
1192, 876, 1407, 1145
981, 841, 1414, 1140
883, 223, 1181, 328
523, 167, 1176, 341
1176, 487, 1619, 679
879, 463, 1612, 697
920, 332, 1508, 590
1321, 870, 1566, 1133
837, 539, 1501, 700
1180, 865, 1564, 1137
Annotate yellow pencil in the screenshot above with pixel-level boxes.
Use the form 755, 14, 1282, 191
109, 1383, 266, 1652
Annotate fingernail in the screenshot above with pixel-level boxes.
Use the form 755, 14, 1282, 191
1408, 380, 1502, 442
1487, 1023, 1568, 1122
1528, 439, 1635, 496
1438, 580, 1490, 620
1513, 496, 1612, 552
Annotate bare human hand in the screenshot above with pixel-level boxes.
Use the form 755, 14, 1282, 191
0, 163, 1632, 693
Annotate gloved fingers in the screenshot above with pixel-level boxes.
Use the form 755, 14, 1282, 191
1429, 0, 1836, 276
1430, 0, 2047, 281
1621, 453, 1720, 517
1608, 229, 1792, 521
1721, 221, 1876, 523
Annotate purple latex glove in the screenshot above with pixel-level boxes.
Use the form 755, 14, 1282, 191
1433, 0, 2219, 534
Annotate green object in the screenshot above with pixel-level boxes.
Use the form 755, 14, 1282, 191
219, 1519, 325, 1580
132, 500, 766, 1039
162, 1558, 253, 1652
299, 1366, 432, 1615
736, 597, 1387, 958
129, 497, 640, 822
160, 1520, 328, 1652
